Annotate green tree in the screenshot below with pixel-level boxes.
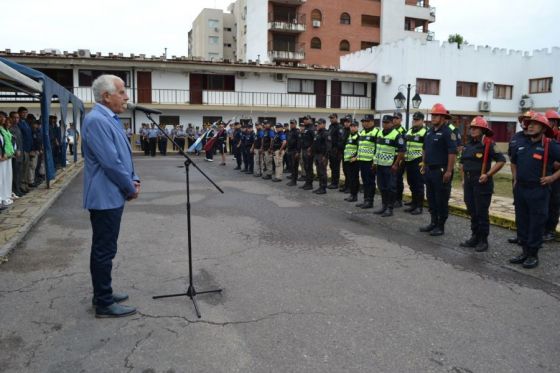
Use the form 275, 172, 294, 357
448, 34, 468, 48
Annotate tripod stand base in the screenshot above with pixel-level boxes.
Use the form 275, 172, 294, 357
153, 286, 222, 318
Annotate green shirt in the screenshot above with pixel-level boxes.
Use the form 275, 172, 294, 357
0, 127, 14, 158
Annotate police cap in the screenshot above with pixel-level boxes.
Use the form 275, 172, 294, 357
275, 123, 283, 128
316, 118, 326, 124
328, 113, 338, 119
362, 114, 374, 121
412, 112, 425, 120
350, 120, 359, 127
382, 115, 394, 123
392, 111, 403, 119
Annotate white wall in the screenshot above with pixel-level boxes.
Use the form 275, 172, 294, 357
245, 0, 268, 63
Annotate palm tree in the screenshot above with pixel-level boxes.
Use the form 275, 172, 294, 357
448, 34, 467, 49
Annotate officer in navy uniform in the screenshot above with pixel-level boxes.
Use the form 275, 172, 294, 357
509, 113, 560, 269
271, 123, 287, 182
327, 113, 344, 189
339, 115, 352, 193
311, 118, 331, 194
373, 115, 405, 217
242, 124, 255, 173
252, 122, 264, 177
459, 117, 506, 252
286, 119, 301, 186
147, 123, 158, 157
392, 112, 406, 207
420, 103, 457, 236
343, 120, 360, 202
232, 122, 243, 170
300, 116, 315, 190
157, 125, 168, 156
261, 121, 275, 180
403, 112, 427, 215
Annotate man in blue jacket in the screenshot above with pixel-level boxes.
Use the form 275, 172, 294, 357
82, 75, 140, 318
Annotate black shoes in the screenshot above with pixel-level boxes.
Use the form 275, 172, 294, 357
381, 208, 393, 217
271, 178, 282, 182
460, 236, 479, 248
302, 184, 313, 190
327, 184, 338, 189
234, 167, 241, 170
403, 205, 416, 213
92, 292, 129, 306
429, 226, 444, 236
507, 237, 519, 244
543, 232, 556, 242
95, 303, 137, 318
253, 173, 262, 177
475, 239, 489, 252
313, 188, 326, 194
419, 222, 436, 232
522, 256, 539, 269
262, 175, 272, 180
373, 205, 387, 215
509, 254, 528, 264
286, 181, 297, 186
409, 207, 423, 215
360, 201, 373, 209
344, 195, 357, 202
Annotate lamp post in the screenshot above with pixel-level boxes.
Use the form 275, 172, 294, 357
394, 84, 422, 130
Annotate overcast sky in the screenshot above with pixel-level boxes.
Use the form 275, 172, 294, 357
0, 0, 557, 57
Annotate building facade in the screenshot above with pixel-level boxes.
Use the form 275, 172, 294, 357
188, 8, 235, 61
341, 38, 560, 144
188, 0, 435, 67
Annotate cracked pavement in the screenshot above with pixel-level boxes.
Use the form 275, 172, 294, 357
0, 156, 559, 373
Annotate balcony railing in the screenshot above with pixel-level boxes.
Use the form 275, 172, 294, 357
0, 87, 371, 110
268, 12, 306, 32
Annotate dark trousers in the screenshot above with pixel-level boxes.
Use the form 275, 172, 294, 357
463, 173, 492, 238
425, 167, 452, 225
158, 139, 167, 155
545, 180, 560, 233
314, 154, 328, 188
303, 149, 314, 185
143, 138, 150, 155
242, 147, 253, 171
69, 144, 74, 155
346, 161, 360, 196
514, 184, 549, 255
328, 150, 342, 186
359, 161, 376, 201
405, 158, 425, 200
289, 151, 299, 180
341, 161, 349, 190
149, 138, 157, 156
234, 145, 242, 168
89, 207, 124, 307
176, 138, 185, 152
395, 163, 405, 202
376, 166, 396, 193
12, 157, 22, 195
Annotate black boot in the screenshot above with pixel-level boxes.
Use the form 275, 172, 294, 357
410, 195, 423, 215
419, 215, 437, 232
429, 223, 445, 236
460, 233, 479, 248
374, 192, 387, 215
344, 194, 357, 202
381, 193, 394, 217
360, 199, 373, 209
475, 235, 489, 252
509, 246, 528, 264
404, 202, 416, 213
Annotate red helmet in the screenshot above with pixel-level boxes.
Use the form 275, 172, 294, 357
430, 103, 451, 118
469, 116, 493, 136
545, 109, 560, 120
528, 113, 553, 137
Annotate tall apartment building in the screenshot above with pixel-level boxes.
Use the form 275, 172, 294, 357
188, 0, 435, 67
188, 8, 236, 61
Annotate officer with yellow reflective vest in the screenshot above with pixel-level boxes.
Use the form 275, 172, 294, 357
342, 120, 360, 202
403, 112, 427, 215
392, 112, 407, 207
356, 114, 380, 209
373, 115, 406, 217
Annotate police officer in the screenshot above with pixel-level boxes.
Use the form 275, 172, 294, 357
420, 103, 457, 236
392, 112, 406, 207
242, 124, 255, 172
403, 112, 427, 215
311, 118, 331, 194
157, 125, 168, 156
232, 122, 243, 170
356, 114, 380, 209
460, 117, 506, 252
261, 121, 275, 179
140, 124, 150, 156
271, 123, 287, 182
148, 123, 158, 157
510, 113, 560, 269
175, 125, 186, 153
343, 120, 360, 202
286, 119, 301, 186
543, 109, 560, 241
339, 115, 352, 193
327, 113, 344, 189
252, 122, 264, 177
300, 116, 315, 190
373, 115, 405, 217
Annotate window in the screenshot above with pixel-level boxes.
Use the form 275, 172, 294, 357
224, 27, 232, 32
37, 68, 73, 90
202, 74, 235, 91
208, 19, 219, 28
360, 41, 378, 49
361, 15, 380, 27
209, 36, 219, 44
311, 9, 322, 22
310, 37, 322, 49
341, 82, 367, 96
529, 77, 552, 94
494, 84, 513, 100
339, 40, 350, 52
456, 81, 478, 97
340, 13, 351, 25
224, 43, 232, 48
78, 70, 130, 87
416, 78, 440, 95
288, 79, 315, 94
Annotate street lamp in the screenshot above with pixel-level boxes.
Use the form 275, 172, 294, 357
393, 84, 422, 130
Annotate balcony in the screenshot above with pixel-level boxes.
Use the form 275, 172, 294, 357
269, 0, 306, 5
405, 3, 436, 23
268, 41, 305, 61
268, 13, 306, 33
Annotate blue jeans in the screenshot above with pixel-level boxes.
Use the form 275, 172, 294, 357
89, 206, 124, 307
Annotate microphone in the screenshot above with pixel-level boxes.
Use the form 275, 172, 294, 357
126, 102, 162, 115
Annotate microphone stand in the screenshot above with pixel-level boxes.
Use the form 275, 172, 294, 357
142, 112, 223, 318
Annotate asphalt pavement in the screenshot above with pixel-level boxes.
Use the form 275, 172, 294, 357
0, 154, 559, 373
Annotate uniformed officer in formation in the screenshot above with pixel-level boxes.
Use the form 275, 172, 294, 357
311, 118, 331, 194
342, 120, 360, 202
272, 123, 287, 182
327, 113, 344, 189
543, 109, 560, 241
147, 123, 158, 157
509, 113, 560, 268
252, 122, 264, 177
232, 122, 243, 170
300, 116, 315, 190
298, 121, 308, 181
339, 115, 352, 193
261, 121, 275, 180
140, 123, 150, 156
241, 123, 255, 173
175, 125, 186, 153
403, 112, 427, 215
420, 103, 457, 236
391, 112, 406, 207
157, 125, 169, 156
373, 115, 405, 217
286, 119, 301, 186
355, 114, 380, 209
459, 117, 506, 252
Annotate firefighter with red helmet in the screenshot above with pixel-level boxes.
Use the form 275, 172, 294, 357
509, 113, 560, 269
543, 109, 560, 241
459, 117, 506, 252
419, 103, 457, 236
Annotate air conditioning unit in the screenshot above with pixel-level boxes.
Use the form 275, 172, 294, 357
519, 97, 534, 109
479, 100, 491, 112
77, 49, 91, 58
381, 75, 392, 84
483, 82, 494, 91
312, 20, 321, 28
237, 71, 247, 79
274, 73, 286, 82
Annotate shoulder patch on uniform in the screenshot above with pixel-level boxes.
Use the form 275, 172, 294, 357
451, 133, 457, 141
398, 138, 404, 145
